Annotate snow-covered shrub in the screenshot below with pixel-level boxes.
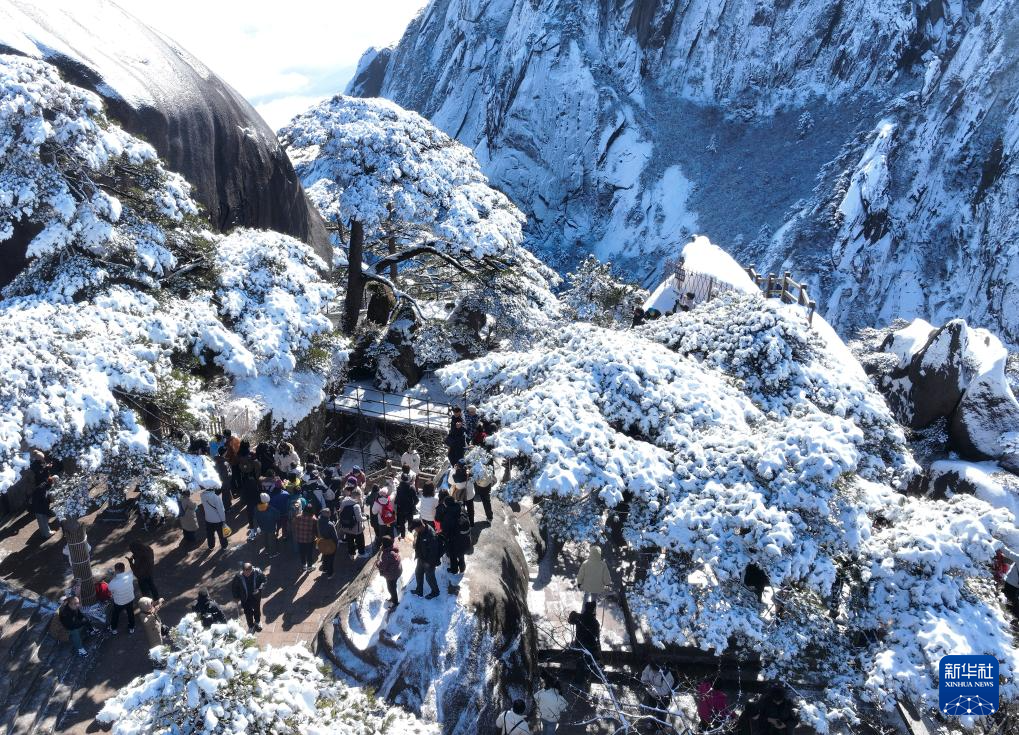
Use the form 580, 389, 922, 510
0, 55, 344, 520
438, 292, 1019, 728
560, 255, 648, 328
98, 614, 436, 735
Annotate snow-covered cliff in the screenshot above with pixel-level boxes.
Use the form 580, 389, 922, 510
348, 0, 1019, 343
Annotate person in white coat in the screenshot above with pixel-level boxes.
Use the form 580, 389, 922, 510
534, 681, 568, 734
495, 700, 531, 734
108, 562, 137, 634
576, 545, 611, 604
201, 487, 228, 550
401, 447, 421, 477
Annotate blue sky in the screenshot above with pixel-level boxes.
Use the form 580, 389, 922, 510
117, 0, 429, 129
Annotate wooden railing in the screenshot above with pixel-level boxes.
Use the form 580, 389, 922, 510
745, 266, 817, 325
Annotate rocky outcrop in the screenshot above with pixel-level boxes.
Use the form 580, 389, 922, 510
321, 500, 536, 734
867, 318, 1019, 470
0, 0, 331, 280
350, 0, 1019, 343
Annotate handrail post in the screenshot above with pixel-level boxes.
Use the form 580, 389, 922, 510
782, 272, 791, 303
766, 273, 775, 298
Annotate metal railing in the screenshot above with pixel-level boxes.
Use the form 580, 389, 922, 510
325, 385, 453, 432
745, 266, 817, 325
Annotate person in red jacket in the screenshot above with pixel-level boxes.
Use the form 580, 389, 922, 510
375, 535, 403, 609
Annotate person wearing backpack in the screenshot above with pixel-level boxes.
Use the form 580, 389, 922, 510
451, 459, 476, 527
534, 679, 569, 734
337, 490, 367, 558
410, 519, 441, 599
395, 472, 419, 539
375, 535, 403, 609
495, 700, 531, 734
373, 486, 397, 540
317, 508, 340, 577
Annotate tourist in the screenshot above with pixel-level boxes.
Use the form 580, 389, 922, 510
364, 483, 383, 542
255, 441, 276, 475
375, 535, 403, 609
345, 464, 367, 487
436, 491, 470, 575
269, 481, 293, 540
418, 482, 439, 528
631, 306, 646, 328
445, 420, 467, 465
640, 663, 675, 715
695, 680, 732, 730
223, 430, 240, 464
567, 601, 601, 683
231, 562, 267, 633
750, 685, 797, 735
292, 505, 319, 571
179, 491, 199, 544
337, 489, 367, 558
274, 441, 301, 474
463, 404, 480, 441
410, 519, 441, 599
138, 596, 166, 649
235, 442, 262, 528
401, 446, 421, 477
30, 472, 54, 539
254, 492, 280, 558
473, 455, 495, 522
213, 446, 233, 511
193, 588, 227, 627
449, 405, 463, 429
200, 484, 228, 550
209, 433, 223, 458
395, 471, 419, 539
372, 486, 397, 540
128, 540, 159, 600
317, 507, 340, 577
576, 545, 611, 605
108, 562, 137, 635
58, 595, 89, 656
495, 700, 531, 734
534, 679, 568, 734
451, 459, 475, 526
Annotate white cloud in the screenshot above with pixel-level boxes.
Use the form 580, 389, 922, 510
115, 0, 428, 128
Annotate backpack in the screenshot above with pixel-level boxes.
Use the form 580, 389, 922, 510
397, 479, 417, 507
339, 503, 357, 531
424, 532, 445, 567
379, 498, 396, 526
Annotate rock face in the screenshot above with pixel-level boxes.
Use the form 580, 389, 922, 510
0, 0, 331, 281
323, 499, 537, 734
350, 0, 1019, 343
870, 318, 1019, 470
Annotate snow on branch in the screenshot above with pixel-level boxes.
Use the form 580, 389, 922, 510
437, 291, 1019, 727
98, 614, 437, 735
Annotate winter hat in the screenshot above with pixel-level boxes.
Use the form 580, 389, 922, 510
30, 449, 45, 461
352, 465, 361, 472
346, 476, 358, 486
259, 492, 270, 503
378, 486, 390, 497
456, 458, 467, 466
138, 597, 154, 612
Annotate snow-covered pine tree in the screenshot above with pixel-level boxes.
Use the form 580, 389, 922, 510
0, 55, 344, 579
97, 614, 438, 735
437, 291, 1019, 729
560, 255, 648, 328
280, 95, 559, 340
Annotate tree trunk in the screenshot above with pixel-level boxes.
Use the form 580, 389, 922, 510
387, 236, 398, 284
62, 518, 96, 604
343, 219, 365, 334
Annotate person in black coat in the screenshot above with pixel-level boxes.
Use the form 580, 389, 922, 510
436, 493, 469, 575
444, 421, 467, 465
193, 588, 227, 628
58, 595, 89, 655
750, 685, 797, 735
231, 563, 267, 633
30, 481, 53, 539
395, 473, 419, 539
411, 519, 442, 599
568, 601, 601, 684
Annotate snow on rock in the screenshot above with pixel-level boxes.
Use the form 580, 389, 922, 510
0, 54, 345, 520
98, 614, 436, 735
350, 0, 1019, 342
643, 236, 757, 314
869, 318, 1019, 468
438, 291, 1019, 726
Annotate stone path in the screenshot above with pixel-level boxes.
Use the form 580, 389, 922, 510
0, 495, 375, 733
